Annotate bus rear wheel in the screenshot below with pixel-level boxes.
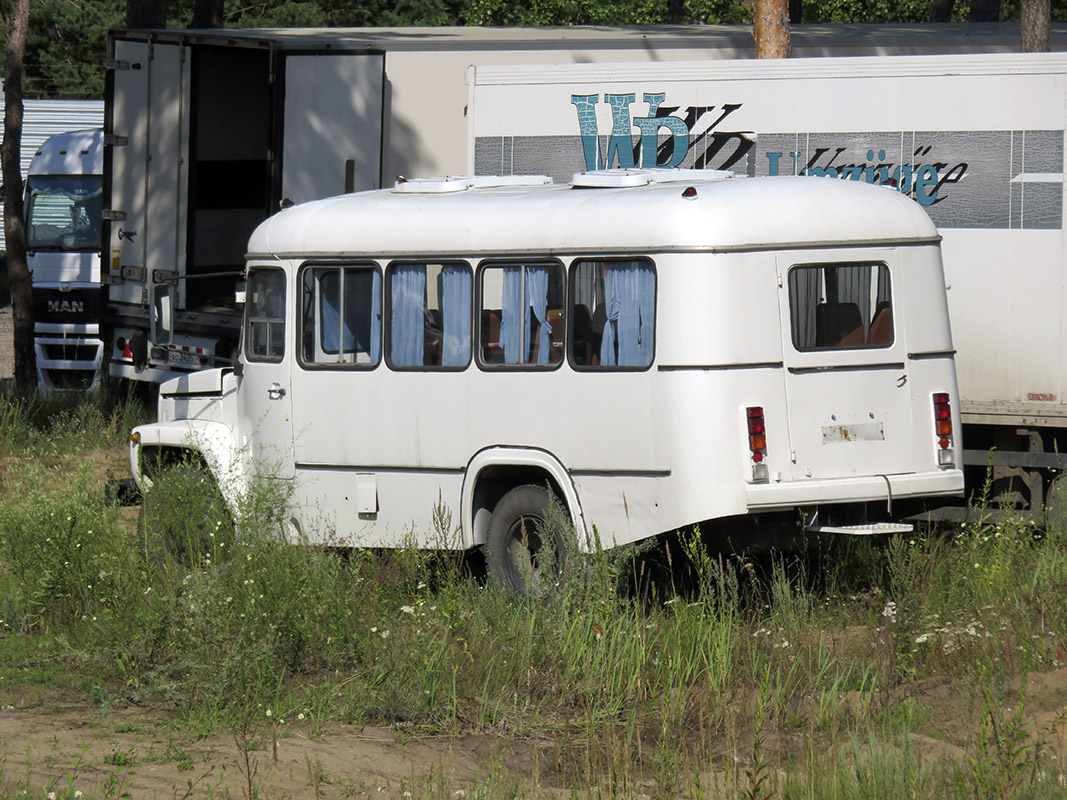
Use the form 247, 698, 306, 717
485, 484, 568, 598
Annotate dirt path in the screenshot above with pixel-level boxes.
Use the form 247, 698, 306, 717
0, 704, 552, 800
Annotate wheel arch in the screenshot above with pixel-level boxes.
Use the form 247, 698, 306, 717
461, 447, 587, 550
130, 420, 241, 510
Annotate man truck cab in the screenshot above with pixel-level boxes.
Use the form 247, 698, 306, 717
25, 129, 105, 392
130, 171, 962, 594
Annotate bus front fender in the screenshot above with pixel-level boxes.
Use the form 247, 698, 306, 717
129, 419, 242, 510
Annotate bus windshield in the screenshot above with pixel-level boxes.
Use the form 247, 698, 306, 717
26, 175, 103, 251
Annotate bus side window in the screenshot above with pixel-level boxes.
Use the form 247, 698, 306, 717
387, 262, 471, 369
570, 258, 655, 369
300, 264, 381, 366
246, 267, 285, 362
478, 262, 564, 368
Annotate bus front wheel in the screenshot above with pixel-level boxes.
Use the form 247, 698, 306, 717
485, 484, 568, 598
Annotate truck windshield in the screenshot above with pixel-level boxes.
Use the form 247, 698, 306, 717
26, 175, 103, 251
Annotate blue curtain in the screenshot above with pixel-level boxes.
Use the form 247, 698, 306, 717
500, 267, 522, 364
441, 266, 471, 367
320, 271, 341, 353
391, 265, 426, 367
600, 262, 654, 367
600, 268, 621, 366
525, 266, 552, 365
632, 263, 655, 366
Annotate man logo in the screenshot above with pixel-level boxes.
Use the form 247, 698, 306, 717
48, 300, 85, 314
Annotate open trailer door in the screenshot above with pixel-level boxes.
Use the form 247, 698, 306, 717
279, 51, 385, 203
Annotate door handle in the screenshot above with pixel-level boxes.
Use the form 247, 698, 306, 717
268, 383, 286, 400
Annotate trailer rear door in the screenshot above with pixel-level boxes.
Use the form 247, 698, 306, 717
106, 38, 190, 316
777, 249, 916, 481
280, 52, 384, 203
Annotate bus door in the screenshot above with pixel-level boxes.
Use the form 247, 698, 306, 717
238, 265, 295, 480
776, 250, 915, 481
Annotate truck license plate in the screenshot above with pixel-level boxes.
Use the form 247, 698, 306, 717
166, 349, 201, 365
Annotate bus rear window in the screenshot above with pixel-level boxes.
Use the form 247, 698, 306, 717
788, 263, 893, 351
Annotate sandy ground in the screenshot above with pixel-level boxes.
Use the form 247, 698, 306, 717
0, 668, 1065, 799
0, 706, 553, 800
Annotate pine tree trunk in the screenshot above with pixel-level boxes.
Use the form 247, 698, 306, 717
754, 0, 791, 58
190, 0, 225, 28
126, 0, 168, 29
928, 0, 953, 22
2, 0, 35, 396
1021, 0, 1051, 52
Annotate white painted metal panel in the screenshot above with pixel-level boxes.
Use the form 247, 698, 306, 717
107, 39, 152, 307
107, 40, 190, 312
776, 249, 915, 481
144, 42, 189, 318
281, 53, 384, 202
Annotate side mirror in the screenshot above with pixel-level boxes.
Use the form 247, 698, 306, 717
151, 284, 174, 345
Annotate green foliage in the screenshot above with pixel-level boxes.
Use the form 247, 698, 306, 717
5, 422, 1067, 796
798, 0, 930, 23
10, 0, 1055, 101
0, 464, 133, 631
0, 0, 124, 99
460, 0, 750, 27
0, 386, 150, 456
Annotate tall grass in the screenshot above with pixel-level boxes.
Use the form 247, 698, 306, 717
2, 397, 1067, 797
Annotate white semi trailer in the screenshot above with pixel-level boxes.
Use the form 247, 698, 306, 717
104, 26, 1067, 513
103, 23, 1066, 386
465, 52, 1067, 514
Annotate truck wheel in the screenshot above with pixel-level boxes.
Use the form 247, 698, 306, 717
485, 485, 569, 598
139, 464, 233, 572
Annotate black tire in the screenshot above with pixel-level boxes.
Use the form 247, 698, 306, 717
485, 484, 569, 598
138, 464, 234, 572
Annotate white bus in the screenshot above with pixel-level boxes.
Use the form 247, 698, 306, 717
130, 170, 963, 594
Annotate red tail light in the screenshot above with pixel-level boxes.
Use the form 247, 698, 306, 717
933, 392, 954, 466
747, 406, 769, 482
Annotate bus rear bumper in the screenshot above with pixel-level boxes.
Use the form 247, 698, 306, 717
745, 469, 964, 512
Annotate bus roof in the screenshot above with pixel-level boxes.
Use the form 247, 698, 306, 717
246, 173, 940, 260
